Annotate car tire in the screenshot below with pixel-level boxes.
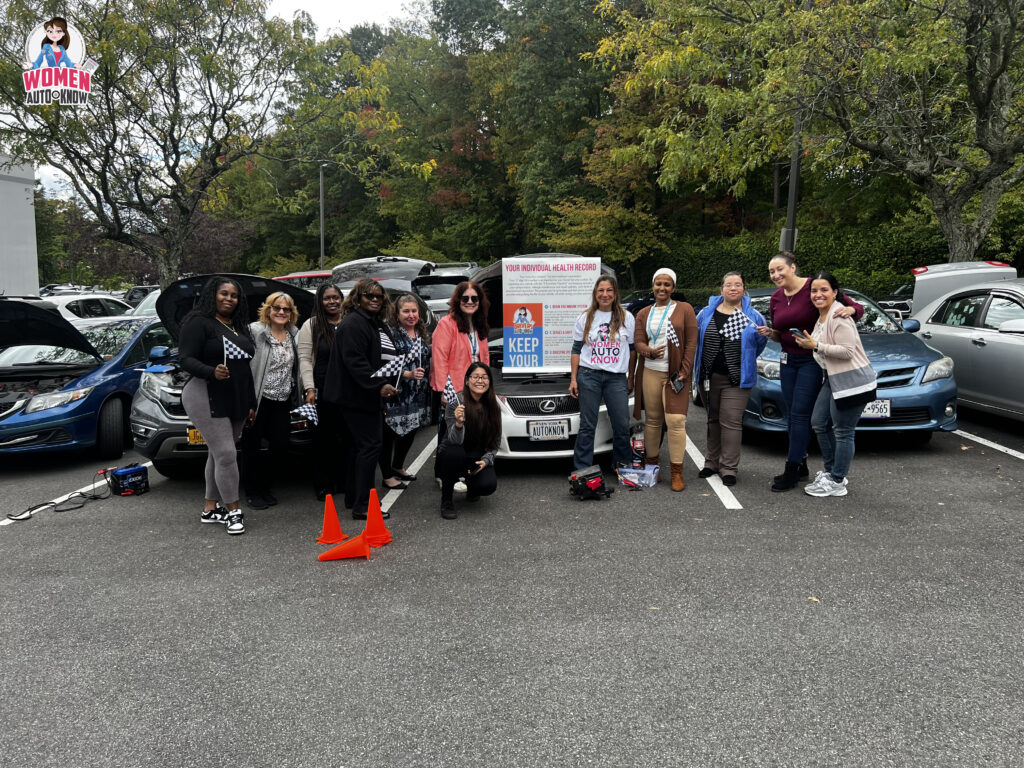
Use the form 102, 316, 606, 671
96, 401, 125, 459
152, 460, 200, 480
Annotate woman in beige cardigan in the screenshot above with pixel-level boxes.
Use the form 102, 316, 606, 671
793, 271, 877, 498
632, 268, 698, 491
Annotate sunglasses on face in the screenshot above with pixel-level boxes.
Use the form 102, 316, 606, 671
364, 293, 384, 300
271, 306, 290, 313
460, 295, 479, 304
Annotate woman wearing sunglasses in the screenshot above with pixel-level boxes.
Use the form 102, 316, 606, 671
322, 280, 399, 520
243, 291, 301, 511
437, 362, 501, 519
430, 281, 490, 484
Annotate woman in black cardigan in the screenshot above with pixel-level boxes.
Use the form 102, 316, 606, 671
178, 277, 256, 536
322, 280, 399, 520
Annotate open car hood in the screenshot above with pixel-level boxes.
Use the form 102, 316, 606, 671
156, 274, 316, 340
0, 299, 101, 359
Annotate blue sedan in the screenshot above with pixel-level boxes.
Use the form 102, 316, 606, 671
736, 289, 958, 439
0, 300, 173, 458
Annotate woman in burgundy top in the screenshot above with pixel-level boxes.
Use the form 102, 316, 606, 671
756, 252, 863, 491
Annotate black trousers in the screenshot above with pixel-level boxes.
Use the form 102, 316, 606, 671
436, 444, 498, 503
379, 418, 417, 478
312, 401, 351, 497
241, 397, 291, 497
340, 407, 383, 515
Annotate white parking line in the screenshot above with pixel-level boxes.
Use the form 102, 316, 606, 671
953, 430, 1024, 462
684, 438, 743, 510
380, 436, 438, 512
1, 460, 154, 527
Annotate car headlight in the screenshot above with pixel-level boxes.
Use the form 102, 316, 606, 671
25, 386, 95, 413
139, 370, 182, 407
757, 359, 781, 380
922, 356, 954, 383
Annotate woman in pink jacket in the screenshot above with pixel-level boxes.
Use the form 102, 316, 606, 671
431, 281, 491, 479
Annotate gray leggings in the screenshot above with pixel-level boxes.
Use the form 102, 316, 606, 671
182, 377, 245, 504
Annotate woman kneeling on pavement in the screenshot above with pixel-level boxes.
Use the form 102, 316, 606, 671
694, 272, 767, 487
437, 362, 501, 520
793, 271, 876, 497
632, 267, 697, 491
243, 291, 300, 511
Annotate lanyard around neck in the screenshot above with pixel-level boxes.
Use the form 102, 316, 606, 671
647, 302, 674, 344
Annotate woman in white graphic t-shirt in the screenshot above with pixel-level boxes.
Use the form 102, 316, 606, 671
569, 275, 636, 470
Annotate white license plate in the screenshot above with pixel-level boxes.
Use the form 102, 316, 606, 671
860, 399, 891, 419
528, 420, 569, 441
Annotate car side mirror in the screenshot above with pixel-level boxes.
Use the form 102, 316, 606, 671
149, 345, 172, 361
998, 319, 1024, 334
901, 319, 921, 333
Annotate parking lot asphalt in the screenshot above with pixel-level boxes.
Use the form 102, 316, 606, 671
1, 408, 1022, 767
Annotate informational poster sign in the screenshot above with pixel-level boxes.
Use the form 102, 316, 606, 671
501, 256, 601, 374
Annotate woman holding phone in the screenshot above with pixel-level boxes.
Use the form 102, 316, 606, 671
632, 267, 697, 491
756, 252, 863, 492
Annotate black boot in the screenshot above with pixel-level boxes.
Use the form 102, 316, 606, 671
771, 461, 801, 492
798, 459, 809, 479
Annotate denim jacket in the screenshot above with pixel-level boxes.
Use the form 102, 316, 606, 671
694, 295, 767, 390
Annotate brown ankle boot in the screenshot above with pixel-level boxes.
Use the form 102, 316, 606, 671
670, 463, 685, 491
647, 456, 660, 482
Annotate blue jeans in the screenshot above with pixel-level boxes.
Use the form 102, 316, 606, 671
574, 367, 631, 469
811, 377, 861, 481
781, 353, 823, 463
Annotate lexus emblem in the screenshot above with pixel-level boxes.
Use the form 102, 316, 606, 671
539, 399, 557, 413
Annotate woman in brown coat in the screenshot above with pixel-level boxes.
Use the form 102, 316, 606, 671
632, 268, 698, 491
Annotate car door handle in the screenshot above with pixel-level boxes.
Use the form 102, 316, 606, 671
971, 337, 987, 346
919, 331, 932, 339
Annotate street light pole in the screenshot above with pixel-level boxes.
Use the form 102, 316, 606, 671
319, 164, 326, 270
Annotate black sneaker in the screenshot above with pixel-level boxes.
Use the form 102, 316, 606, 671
722, 475, 737, 487
440, 500, 457, 519
200, 505, 228, 525
263, 492, 278, 506
698, 467, 718, 479
226, 512, 245, 535
247, 495, 269, 510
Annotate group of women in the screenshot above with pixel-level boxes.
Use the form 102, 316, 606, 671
571, 253, 874, 498
179, 275, 501, 535
179, 253, 873, 535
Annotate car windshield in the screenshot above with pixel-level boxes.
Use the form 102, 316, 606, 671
748, 292, 900, 334
132, 290, 161, 316
276, 274, 334, 291
333, 260, 429, 281
415, 281, 461, 301
0, 319, 143, 366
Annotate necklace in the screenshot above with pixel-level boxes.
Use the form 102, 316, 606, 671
217, 316, 236, 333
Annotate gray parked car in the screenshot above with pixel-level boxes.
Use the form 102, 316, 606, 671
910, 278, 1024, 421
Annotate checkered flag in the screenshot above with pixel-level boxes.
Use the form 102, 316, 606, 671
721, 312, 751, 341
372, 353, 407, 379
443, 374, 459, 404
291, 403, 319, 426
665, 322, 680, 347
223, 337, 251, 361
408, 337, 424, 367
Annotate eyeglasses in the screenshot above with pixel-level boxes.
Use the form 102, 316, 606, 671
468, 375, 489, 382
364, 293, 384, 300
460, 295, 479, 304
271, 306, 290, 313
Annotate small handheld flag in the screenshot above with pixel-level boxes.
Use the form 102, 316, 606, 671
665, 323, 680, 347
721, 312, 751, 341
223, 336, 251, 365
372, 353, 407, 380
291, 403, 319, 426
443, 374, 459, 404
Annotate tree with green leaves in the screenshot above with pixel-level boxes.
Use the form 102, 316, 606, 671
597, 0, 1024, 262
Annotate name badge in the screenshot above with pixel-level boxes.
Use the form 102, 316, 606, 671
780, 352, 788, 365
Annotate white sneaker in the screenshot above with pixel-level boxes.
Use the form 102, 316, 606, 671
226, 510, 246, 534
805, 475, 848, 497
803, 470, 829, 494
454, 480, 468, 493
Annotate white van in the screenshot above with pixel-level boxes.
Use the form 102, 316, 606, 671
898, 261, 1018, 319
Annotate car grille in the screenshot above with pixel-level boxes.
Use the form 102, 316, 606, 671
876, 366, 918, 388
858, 406, 931, 427
504, 395, 579, 417
165, 401, 187, 418
507, 436, 577, 452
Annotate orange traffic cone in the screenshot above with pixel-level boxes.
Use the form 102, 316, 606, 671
363, 488, 392, 548
317, 494, 348, 544
318, 532, 371, 561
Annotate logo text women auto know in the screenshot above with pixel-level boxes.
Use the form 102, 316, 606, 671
23, 67, 91, 105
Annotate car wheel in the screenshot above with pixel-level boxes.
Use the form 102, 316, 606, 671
691, 376, 705, 408
152, 460, 200, 480
96, 401, 125, 459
